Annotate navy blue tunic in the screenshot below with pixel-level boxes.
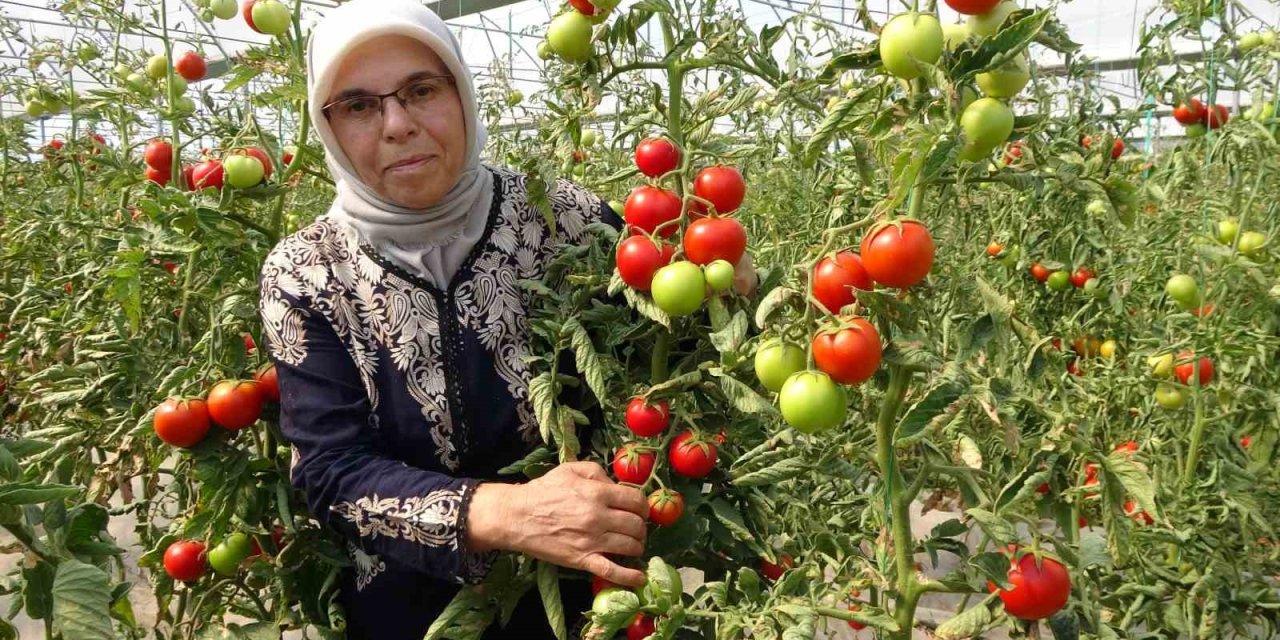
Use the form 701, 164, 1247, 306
258, 167, 622, 638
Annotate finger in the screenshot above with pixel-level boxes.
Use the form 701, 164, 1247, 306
583, 553, 647, 589
600, 510, 648, 541
598, 484, 648, 517
598, 531, 645, 557
563, 461, 610, 482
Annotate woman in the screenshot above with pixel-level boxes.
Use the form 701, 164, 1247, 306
259, 0, 754, 636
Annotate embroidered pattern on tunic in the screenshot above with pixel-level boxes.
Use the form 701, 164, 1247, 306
330, 489, 464, 548
347, 541, 387, 592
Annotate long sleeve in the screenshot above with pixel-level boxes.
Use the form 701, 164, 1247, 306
259, 266, 495, 585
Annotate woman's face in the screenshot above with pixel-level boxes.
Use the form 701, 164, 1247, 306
327, 35, 467, 208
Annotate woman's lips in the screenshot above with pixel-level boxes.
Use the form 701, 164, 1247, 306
386, 155, 432, 172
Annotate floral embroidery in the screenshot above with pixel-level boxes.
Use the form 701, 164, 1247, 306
347, 541, 386, 591
331, 489, 465, 548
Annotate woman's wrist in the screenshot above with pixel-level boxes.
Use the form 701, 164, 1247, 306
464, 482, 518, 553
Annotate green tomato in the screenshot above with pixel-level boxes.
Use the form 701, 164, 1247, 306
1239, 32, 1262, 51
779, 371, 848, 434
209, 0, 238, 19
959, 85, 979, 111
224, 154, 266, 189
1165, 274, 1199, 306
581, 129, 598, 146
1086, 199, 1108, 216
998, 244, 1020, 268
608, 200, 624, 216
167, 75, 188, 95
1046, 270, 1071, 291
126, 73, 153, 95
173, 96, 196, 115
146, 54, 169, 80
1185, 123, 1207, 138
1238, 231, 1266, 256
942, 22, 969, 51
506, 90, 523, 107
113, 63, 132, 80
967, 1, 1017, 37
1148, 353, 1174, 378
754, 340, 806, 393
537, 41, 554, 60
878, 12, 943, 80
976, 53, 1029, 98
198, 8, 215, 22
650, 261, 705, 317
24, 100, 45, 118
252, 0, 292, 36
208, 533, 252, 576
1155, 383, 1185, 409
1261, 30, 1277, 46
960, 97, 1015, 156
1083, 277, 1107, 300
704, 260, 735, 292
547, 12, 594, 63
1215, 218, 1239, 245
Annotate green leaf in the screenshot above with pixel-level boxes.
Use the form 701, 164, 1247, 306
710, 369, 778, 416
949, 10, 1050, 81
0, 446, 20, 482
588, 588, 640, 637
707, 499, 754, 543
819, 44, 881, 80
564, 319, 608, 404
22, 561, 55, 620
0, 482, 81, 505
965, 508, 1016, 544
708, 311, 748, 355
528, 373, 557, 446
1104, 452, 1157, 521
536, 562, 566, 640
754, 286, 799, 330
732, 457, 808, 487
896, 366, 968, 443
935, 600, 994, 639
51, 560, 113, 640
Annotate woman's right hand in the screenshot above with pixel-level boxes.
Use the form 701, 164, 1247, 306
466, 462, 649, 587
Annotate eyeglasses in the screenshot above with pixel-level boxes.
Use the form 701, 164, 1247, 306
322, 75, 456, 127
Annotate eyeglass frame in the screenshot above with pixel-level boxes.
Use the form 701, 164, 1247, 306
320, 73, 457, 123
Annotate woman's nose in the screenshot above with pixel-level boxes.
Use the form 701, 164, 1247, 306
380, 99, 418, 141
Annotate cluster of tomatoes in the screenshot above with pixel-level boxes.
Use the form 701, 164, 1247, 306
1171, 98, 1230, 138
1147, 350, 1214, 411
756, 221, 936, 434
1027, 260, 1106, 298
162, 528, 280, 583
542, 0, 617, 63
610, 397, 718, 530
142, 138, 286, 192
151, 362, 277, 448
1080, 133, 1125, 160
615, 137, 749, 317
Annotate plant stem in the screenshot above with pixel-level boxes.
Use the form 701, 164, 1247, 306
873, 365, 917, 640
651, 330, 671, 385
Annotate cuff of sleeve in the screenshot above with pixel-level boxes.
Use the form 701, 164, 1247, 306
455, 480, 498, 584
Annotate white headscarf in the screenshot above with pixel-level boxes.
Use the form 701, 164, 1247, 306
307, 0, 494, 288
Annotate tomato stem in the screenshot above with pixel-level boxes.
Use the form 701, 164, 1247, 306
872, 364, 917, 639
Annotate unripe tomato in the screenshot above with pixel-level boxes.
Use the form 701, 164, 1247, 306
1165, 274, 1199, 306
146, 54, 169, 80
624, 186, 682, 238
959, 98, 1015, 158
634, 138, 680, 178
625, 398, 669, 437
249, 0, 290, 35
240, 147, 274, 179
1099, 340, 1118, 359
967, 1, 1016, 37
209, 0, 238, 19
668, 431, 717, 478
779, 371, 847, 433
683, 217, 747, 266
1237, 231, 1266, 256
163, 540, 207, 582
207, 380, 264, 430
692, 166, 747, 214
703, 260, 736, 293
812, 251, 873, 314
754, 340, 806, 393
989, 552, 1070, 620
859, 221, 934, 288
153, 398, 212, 447
976, 53, 1029, 98
1185, 123, 1207, 138
878, 13, 943, 80
646, 489, 684, 526
1148, 353, 1174, 378
650, 262, 706, 317
943, 22, 970, 50
208, 533, 252, 576
547, 11, 594, 63
612, 444, 655, 484
223, 154, 265, 189
1046, 271, 1071, 291
616, 236, 675, 291
1215, 218, 1239, 245
811, 319, 882, 385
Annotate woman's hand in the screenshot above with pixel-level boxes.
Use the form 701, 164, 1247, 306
466, 462, 649, 587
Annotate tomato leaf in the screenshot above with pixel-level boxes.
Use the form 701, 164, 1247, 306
965, 508, 1016, 544
949, 10, 1050, 81
564, 318, 609, 405
819, 44, 882, 80
588, 588, 640, 637
935, 599, 995, 639
1103, 452, 1157, 522
708, 311, 748, 355
536, 562, 566, 640
779, 607, 817, 639
896, 366, 968, 444
51, 560, 113, 640
711, 369, 778, 416
0, 482, 81, 506
753, 286, 799, 330
731, 457, 808, 487
528, 372, 557, 446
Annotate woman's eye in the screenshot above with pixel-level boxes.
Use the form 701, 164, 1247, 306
409, 83, 435, 98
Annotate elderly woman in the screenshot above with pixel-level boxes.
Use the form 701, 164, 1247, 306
259, 0, 754, 636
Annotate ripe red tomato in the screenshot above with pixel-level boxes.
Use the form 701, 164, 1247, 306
180, 165, 196, 191
163, 540, 208, 582
192, 159, 224, 190
859, 221, 935, 288
989, 552, 1070, 620
282, 151, 295, 166
1069, 267, 1095, 288
634, 138, 679, 178
243, 333, 256, 353
143, 139, 172, 169
153, 398, 212, 447
668, 431, 716, 478
846, 604, 866, 630
43, 139, 65, 161
1080, 134, 1093, 150
986, 242, 1004, 257
626, 614, 655, 640
624, 186, 682, 238
145, 166, 171, 186
812, 251, 873, 314
811, 319, 882, 385
759, 554, 793, 581
1124, 500, 1153, 525
568, 0, 596, 15
1204, 104, 1229, 129
255, 365, 280, 402
625, 398, 669, 437
612, 444, 655, 484
174, 51, 207, 81
1174, 352, 1213, 386
616, 236, 675, 290
692, 166, 746, 214
1114, 441, 1139, 455
1110, 138, 1124, 160
207, 380, 264, 430
591, 575, 620, 595
1241, 435, 1253, 449
1036, 483, 1050, 495
683, 217, 747, 266
1029, 263, 1050, 282
1001, 142, 1023, 165
1173, 99, 1206, 125
647, 489, 684, 526
944, 0, 1000, 14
